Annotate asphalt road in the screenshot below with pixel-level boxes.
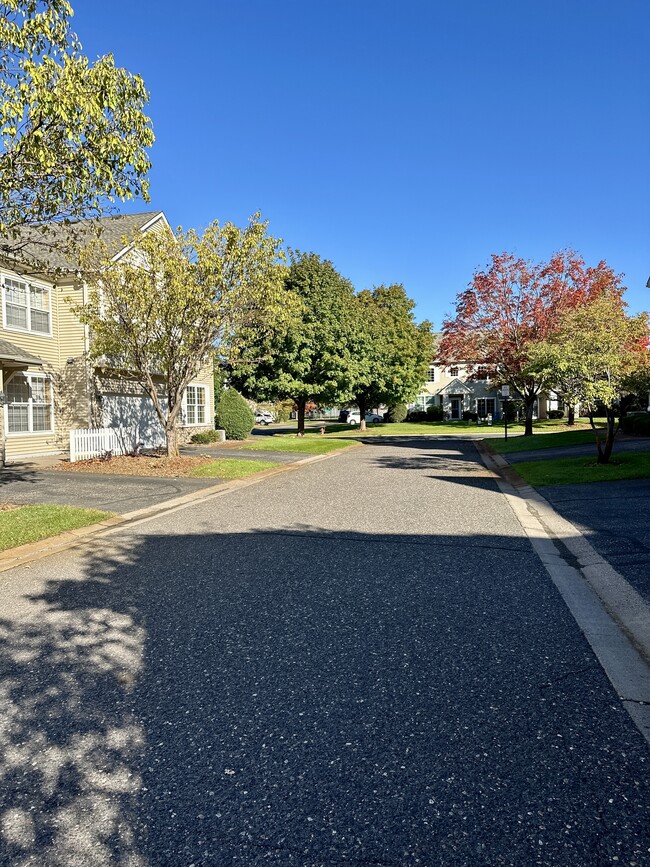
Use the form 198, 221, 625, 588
539, 478, 650, 605
506, 438, 649, 464
0, 438, 648, 866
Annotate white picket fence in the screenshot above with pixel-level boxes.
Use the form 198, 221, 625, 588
69, 427, 139, 462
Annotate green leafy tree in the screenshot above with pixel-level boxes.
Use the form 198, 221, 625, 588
0, 0, 154, 256
231, 252, 358, 433
78, 214, 286, 457
215, 388, 254, 440
349, 284, 434, 431
531, 294, 649, 463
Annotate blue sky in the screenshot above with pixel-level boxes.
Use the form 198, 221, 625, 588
73, 0, 649, 325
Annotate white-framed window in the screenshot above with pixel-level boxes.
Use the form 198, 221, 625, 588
6, 373, 53, 434
184, 384, 206, 425
449, 366, 459, 377
477, 366, 489, 380
427, 365, 436, 382
2, 275, 51, 335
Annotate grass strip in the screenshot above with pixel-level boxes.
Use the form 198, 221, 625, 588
190, 458, 282, 478
242, 437, 354, 455
487, 429, 604, 454
515, 451, 650, 487
0, 504, 112, 552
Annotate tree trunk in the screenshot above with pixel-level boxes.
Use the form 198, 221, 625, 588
588, 409, 596, 430
596, 409, 616, 464
297, 397, 306, 435
567, 404, 575, 426
523, 396, 536, 436
165, 424, 179, 458
358, 395, 367, 432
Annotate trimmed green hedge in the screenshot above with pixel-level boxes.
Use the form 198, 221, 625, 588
190, 429, 223, 444
387, 403, 408, 423
620, 412, 650, 436
215, 388, 255, 440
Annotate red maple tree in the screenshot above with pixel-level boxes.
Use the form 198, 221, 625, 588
439, 251, 623, 435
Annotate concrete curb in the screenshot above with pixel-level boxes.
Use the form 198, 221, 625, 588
476, 440, 650, 745
0, 441, 362, 574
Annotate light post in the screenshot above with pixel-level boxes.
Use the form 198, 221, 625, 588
501, 385, 510, 441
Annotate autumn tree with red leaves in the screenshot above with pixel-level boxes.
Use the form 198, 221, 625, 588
439, 251, 623, 436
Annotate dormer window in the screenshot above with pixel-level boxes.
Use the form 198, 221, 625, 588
3, 276, 51, 335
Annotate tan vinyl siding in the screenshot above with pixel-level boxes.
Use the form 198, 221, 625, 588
0, 269, 91, 460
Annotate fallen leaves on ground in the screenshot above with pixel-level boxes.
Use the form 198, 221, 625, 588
53, 455, 216, 477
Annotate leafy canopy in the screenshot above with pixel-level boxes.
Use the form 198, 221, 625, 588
231, 251, 358, 409
0, 0, 154, 253
78, 214, 286, 455
439, 250, 623, 433
350, 283, 434, 413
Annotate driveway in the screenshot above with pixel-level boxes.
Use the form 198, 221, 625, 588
0, 467, 222, 514
506, 437, 649, 464
0, 438, 648, 865
537, 478, 650, 604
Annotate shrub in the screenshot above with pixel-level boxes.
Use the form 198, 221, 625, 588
548, 409, 565, 419
406, 410, 427, 422
190, 429, 223, 444
215, 388, 255, 440
426, 405, 444, 421
620, 412, 650, 436
274, 399, 294, 422
462, 410, 478, 422
386, 403, 408, 423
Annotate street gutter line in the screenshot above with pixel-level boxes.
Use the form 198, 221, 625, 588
476, 441, 650, 748
0, 442, 363, 574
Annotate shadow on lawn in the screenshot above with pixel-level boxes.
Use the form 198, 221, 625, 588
1, 520, 649, 864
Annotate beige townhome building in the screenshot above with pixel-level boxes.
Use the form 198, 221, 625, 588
411, 339, 550, 421
0, 211, 214, 463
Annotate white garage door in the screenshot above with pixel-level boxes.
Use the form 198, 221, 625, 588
102, 393, 167, 449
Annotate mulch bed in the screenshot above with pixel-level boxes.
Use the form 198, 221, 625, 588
52, 454, 216, 478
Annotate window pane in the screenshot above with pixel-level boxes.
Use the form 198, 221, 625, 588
32, 405, 52, 432
187, 405, 196, 425
8, 405, 28, 432
196, 388, 205, 406
29, 287, 48, 310
6, 303, 27, 329
5, 279, 27, 305
6, 376, 29, 403
197, 404, 205, 424
30, 309, 50, 333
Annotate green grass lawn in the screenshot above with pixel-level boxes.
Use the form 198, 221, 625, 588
515, 451, 650, 487
0, 504, 112, 552
294, 417, 598, 439
190, 458, 282, 478
487, 428, 605, 454
242, 437, 355, 455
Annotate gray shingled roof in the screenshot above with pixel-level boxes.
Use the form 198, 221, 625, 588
0, 338, 43, 367
0, 212, 164, 273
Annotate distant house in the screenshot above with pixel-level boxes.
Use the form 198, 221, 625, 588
411, 339, 549, 421
0, 211, 214, 463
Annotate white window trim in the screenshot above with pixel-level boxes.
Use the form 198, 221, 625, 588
1, 273, 53, 338
181, 383, 208, 427
4, 371, 55, 437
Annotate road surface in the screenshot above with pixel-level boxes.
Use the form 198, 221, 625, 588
0, 437, 648, 865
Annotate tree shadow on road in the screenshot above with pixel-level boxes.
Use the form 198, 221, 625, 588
0, 526, 649, 865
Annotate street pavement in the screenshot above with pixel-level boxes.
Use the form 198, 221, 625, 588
539, 478, 650, 605
0, 438, 648, 865
0, 467, 221, 514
